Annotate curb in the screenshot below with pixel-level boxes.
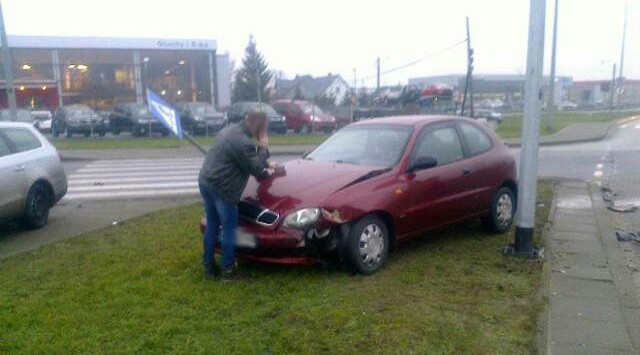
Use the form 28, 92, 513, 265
537, 180, 558, 355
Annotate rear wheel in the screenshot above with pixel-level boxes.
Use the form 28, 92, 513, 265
342, 215, 390, 275
83, 131, 91, 137
22, 183, 52, 229
65, 127, 72, 139
482, 186, 516, 233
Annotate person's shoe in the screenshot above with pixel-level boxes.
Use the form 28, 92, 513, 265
203, 264, 221, 279
220, 268, 240, 282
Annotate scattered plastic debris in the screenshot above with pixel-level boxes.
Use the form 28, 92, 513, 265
615, 231, 640, 242
552, 268, 567, 274
607, 204, 638, 213
112, 221, 119, 226
601, 187, 616, 203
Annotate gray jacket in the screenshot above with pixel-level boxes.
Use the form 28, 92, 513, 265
198, 122, 269, 204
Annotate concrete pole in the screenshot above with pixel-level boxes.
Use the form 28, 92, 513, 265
0, 1, 17, 117
610, 63, 617, 110
617, 1, 628, 107
376, 57, 380, 92
513, 0, 546, 257
546, 0, 559, 133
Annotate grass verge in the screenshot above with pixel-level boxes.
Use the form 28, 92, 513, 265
52, 134, 330, 150
0, 182, 552, 353
496, 110, 640, 138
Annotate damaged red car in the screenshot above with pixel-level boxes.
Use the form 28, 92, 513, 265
201, 116, 517, 274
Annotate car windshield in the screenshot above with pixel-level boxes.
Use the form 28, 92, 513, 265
307, 125, 412, 167
67, 106, 95, 118
301, 104, 324, 115
0, 109, 32, 121
245, 103, 278, 116
189, 104, 218, 115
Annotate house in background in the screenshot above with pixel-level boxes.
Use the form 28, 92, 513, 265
275, 74, 350, 105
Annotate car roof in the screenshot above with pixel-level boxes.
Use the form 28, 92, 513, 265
351, 115, 465, 128
0, 121, 37, 128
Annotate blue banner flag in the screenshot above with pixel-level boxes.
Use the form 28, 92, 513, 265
147, 89, 183, 138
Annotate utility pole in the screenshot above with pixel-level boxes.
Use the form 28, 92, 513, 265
460, 17, 474, 117
508, 0, 546, 259
617, 1, 628, 107
353, 68, 357, 94
256, 66, 261, 103
546, 0, 559, 133
610, 63, 617, 111
376, 57, 381, 92
0, 1, 17, 119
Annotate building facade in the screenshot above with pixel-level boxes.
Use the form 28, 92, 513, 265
276, 74, 350, 105
0, 35, 231, 112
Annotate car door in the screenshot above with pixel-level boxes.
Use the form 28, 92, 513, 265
403, 123, 475, 232
0, 129, 27, 219
456, 122, 497, 215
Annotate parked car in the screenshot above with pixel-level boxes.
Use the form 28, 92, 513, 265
176, 102, 227, 135
0, 121, 67, 228
0, 109, 33, 123
109, 103, 169, 137
52, 105, 107, 138
227, 102, 287, 134
31, 110, 53, 133
200, 116, 517, 274
473, 109, 503, 130
273, 100, 336, 134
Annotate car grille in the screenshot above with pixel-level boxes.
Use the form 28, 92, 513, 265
238, 201, 279, 226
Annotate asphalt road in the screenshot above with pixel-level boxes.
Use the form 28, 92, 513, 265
3, 122, 640, 258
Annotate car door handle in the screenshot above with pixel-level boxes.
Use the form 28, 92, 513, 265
14, 165, 26, 172
463, 167, 473, 175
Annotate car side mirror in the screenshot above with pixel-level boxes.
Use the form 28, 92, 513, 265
408, 156, 438, 172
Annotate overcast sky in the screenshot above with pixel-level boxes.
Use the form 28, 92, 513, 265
3, 0, 636, 86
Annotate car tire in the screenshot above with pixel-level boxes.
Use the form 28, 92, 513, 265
22, 183, 52, 230
84, 132, 91, 138
98, 131, 106, 137
300, 123, 310, 134
65, 127, 72, 139
342, 215, 390, 275
52, 127, 59, 138
112, 130, 120, 136
482, 186, 516, 233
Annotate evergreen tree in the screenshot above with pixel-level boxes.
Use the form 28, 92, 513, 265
232, 36, 272, 102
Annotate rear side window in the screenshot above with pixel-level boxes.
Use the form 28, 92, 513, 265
4, 128, 42, 153
0, 134, 11, 157
460, 123, 492, 156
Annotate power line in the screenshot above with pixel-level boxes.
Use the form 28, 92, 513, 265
360, 38, 467, 81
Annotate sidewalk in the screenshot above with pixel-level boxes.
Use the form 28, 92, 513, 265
60, 144, 312, 161
506, 122, 612, 147
545, 181, 640, 353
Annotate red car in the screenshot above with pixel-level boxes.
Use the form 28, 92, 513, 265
201, 116, 517, 274
272, 100, 337, 134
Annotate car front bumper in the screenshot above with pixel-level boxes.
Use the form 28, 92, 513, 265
199, 218, 337, 266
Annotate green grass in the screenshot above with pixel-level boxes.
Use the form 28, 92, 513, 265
496, 110, 640, 139
0, 182, 553, 353
52, 134, 330, 150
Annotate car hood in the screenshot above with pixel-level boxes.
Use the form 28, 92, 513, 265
242, 159, 386, 214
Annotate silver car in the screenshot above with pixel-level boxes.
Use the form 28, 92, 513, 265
0, 122, 67, 229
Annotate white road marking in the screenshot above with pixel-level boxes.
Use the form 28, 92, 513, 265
64, 158, 201, 201
594, 170, 604, 178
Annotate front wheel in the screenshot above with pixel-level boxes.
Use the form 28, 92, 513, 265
342, 215, 390, 275
22, 183, 52, 229
299, 123, 310, 135
482, 187, 516, 233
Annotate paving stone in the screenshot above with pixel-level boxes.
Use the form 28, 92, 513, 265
551, 239, 604, 255
553, 221, 599, 234
550, 315, 633, 352
550, 274, 618, 301
551, 265, 612, 282
551, 230, 599, 242
550, 295, 623, 322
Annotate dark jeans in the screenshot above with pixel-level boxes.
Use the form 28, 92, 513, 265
199, 184, 238, 271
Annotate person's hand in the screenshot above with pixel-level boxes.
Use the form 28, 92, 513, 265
268, 161, 278, 169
